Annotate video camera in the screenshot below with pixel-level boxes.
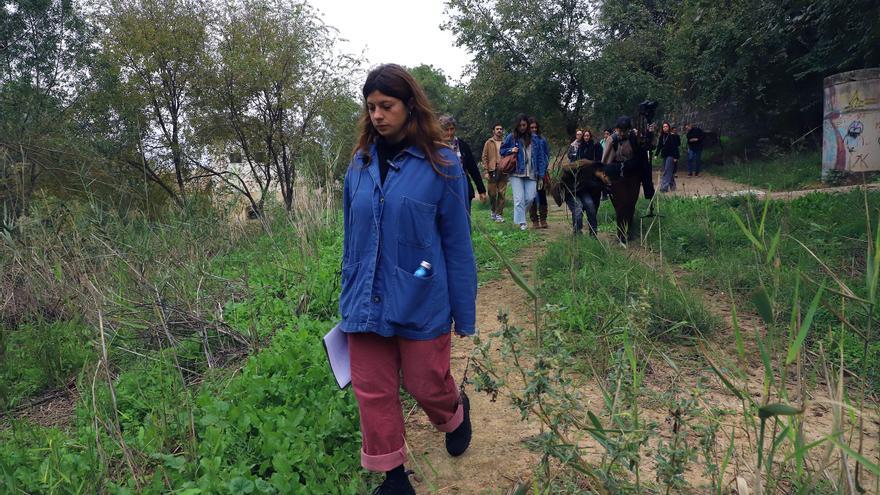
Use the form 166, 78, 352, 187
638, 100, 658, 124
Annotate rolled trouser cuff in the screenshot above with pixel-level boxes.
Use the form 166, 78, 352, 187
434, 401, 464, 433
361, 444, 407, 472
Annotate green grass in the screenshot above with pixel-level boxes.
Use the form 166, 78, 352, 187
0, 207, 372, 493
535, 233, 718, 370
0, 319, 93, 410
470, 193, 536, 283
0, 191, 535, 493
642, 190, 880, 386
707, 150, 822, 191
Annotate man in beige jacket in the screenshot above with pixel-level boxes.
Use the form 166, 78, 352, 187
481, 123, 507, 222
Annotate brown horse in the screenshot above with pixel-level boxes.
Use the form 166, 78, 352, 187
549, 149, 649, 244
607, 170, 643, 243
603, 132, 653, 244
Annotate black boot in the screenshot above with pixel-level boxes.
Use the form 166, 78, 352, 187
445, 392, 472, 456
371, 465, 415, 495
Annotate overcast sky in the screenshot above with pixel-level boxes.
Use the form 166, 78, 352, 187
315, 0, 472, 83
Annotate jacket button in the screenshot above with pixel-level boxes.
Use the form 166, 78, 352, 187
379, 197, 384, 203
373, 296, 381, 303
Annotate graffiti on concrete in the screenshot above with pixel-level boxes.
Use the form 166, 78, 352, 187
845, 90, 879, 111
845, 120, 865, 151
823, 71, 880, 173
848, 120, 864, 137
853, 153, 871, 171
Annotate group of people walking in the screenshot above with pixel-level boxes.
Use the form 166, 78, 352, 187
438, 113, 552, 233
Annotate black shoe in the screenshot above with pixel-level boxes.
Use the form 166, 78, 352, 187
445, 392, 471, 456
371, 473, 415, 495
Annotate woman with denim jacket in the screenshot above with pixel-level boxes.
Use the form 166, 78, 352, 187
500, 114, 548, 230
339, 64, 477, 495
527, 117, 551, 229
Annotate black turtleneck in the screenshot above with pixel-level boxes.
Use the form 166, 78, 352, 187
375, 138, 408, 186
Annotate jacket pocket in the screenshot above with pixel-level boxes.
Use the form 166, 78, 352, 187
339, 261, 362, 319
384, 266, 438, 329
397, 196, 436, 248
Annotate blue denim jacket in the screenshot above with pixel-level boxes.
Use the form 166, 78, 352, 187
500, 133, 549, 178
339, 144, 477, 340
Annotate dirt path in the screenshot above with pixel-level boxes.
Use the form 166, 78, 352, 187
404, 209, 572, 494
653, 169, 880, 199
654, 170, 762, 197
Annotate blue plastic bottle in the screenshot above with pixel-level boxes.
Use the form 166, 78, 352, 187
413, 261, 432, 279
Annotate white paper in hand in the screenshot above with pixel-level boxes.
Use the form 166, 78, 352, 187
322, 324, 351, 389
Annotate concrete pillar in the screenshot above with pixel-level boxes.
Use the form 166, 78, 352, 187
823, 68, 880, 175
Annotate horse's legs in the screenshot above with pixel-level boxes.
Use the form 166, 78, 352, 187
611, 182, 629, 243
625, 177, 642, 241
610, 177, 641, 243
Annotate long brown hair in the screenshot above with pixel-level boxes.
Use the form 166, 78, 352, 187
353, 64, 449, 172
512, 113, 531, 146
527, 116, 542, 137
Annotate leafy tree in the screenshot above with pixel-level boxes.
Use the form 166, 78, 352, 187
102, 0, 210, 207
444, 0, 595, 140
0, 0, 92, 219
409, 64, 464, 117
447, 0, 880, 143
197, 0, 358, 214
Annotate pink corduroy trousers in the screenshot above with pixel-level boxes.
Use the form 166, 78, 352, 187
348, 331, 463, 471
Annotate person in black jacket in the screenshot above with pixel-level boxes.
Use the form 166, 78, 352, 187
685, 123, 705, 176
562, 129, 603, 235
440, 115, 486, 213
654, 121, 680, 192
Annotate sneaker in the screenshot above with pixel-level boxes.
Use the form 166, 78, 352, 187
371, 475, 415, 495
445, 392, 472, 457
520, 223, 527, 231
495, 215, 505, 223
687, 172, 693, 177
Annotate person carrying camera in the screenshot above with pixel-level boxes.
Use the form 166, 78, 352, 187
568, 128, 583, 162
440, 115, 486, 214
602, 116, 651, 243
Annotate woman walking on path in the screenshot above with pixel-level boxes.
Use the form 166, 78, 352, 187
655, 121, 680, 192
600, 128, 612, 155
528, 117, 551, 229
340, 64, 477, 495
440, 114, 487, 214
501, 114, 547, 231
568, 128, 583, 162
562, 128, 603, 235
